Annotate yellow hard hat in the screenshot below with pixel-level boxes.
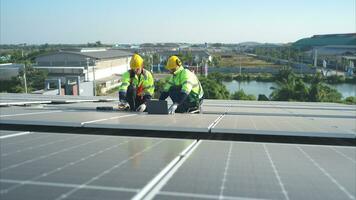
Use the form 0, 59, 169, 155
130, 54, 144, 70
165, 56, 182, 71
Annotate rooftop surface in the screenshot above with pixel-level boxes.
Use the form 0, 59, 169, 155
35, 49, 133, 60
0, 93, 355, 200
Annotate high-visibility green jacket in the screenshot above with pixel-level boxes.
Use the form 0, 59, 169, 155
119, 69, 154, 97
163, 66, 204, 99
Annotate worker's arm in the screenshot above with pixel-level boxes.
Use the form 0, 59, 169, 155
177, 71, 195, 104
118, 71, 131, 101
143, 72, 155, 102
159, 77, 174, 100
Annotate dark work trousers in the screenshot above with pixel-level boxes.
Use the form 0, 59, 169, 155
126, 85, 145, 111
168, 87, 202, 113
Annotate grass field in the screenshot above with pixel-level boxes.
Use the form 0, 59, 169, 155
213, 53, 280, 67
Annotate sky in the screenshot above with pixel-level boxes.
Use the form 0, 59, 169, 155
0, 0, 355, 44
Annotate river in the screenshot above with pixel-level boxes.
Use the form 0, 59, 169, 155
223, 80, 356, 99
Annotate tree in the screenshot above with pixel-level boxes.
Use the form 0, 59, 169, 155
270, 67, 297, 101
152, 53, 160, 65
258, 94, 269, 101
199, 76, 230, 99
153, 78, 167, 99
19, 62, 48, 91
293, 79, 309, 101
0, 77, 24, 93
344, 96, 356, 105
142, 55, 153, 72
211, 56, 221, 67
231, 89, 256, 100
309, 83, 342, 102
271, 68, 342, 103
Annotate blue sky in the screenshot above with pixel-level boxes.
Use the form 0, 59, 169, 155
1, 0, 355, 44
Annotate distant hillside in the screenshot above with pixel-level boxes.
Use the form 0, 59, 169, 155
293, 33, 356, 49
238, 42, 262, 46
238, 42, 284, 47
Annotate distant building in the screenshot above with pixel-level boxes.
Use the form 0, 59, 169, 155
307, 45, 356, 56
157, 50, 212, 64
0, 63, 24, 81
293, 33, 356, 49
342, 56, 356, 76
34, 48, 133, 95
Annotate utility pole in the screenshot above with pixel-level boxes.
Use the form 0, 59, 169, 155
85, 58, 90, 81
23, 63, 28, 94
239, 46, 241, 76
313, 49, 318, 67
93, 59, 96, 96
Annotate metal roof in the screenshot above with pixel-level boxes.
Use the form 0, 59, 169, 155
36, 49, 133, 60
158, 50, 211, 58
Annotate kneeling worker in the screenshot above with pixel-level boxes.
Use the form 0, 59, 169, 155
118, 53, 154, 112
159, 56, 204, 114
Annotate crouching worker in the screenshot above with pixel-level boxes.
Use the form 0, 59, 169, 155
118, 53, 154, 112
159, 56, 204, 114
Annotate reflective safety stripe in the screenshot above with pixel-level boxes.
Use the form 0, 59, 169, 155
121, 82, 129, 86
182, 81, 198, 87
144, 85, 154, 90
198, 81, 204, 99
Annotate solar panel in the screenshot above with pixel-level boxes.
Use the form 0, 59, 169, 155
153, 140, 356, 200
0, 130, 27, 137
0, 97, 355, 200
84, 113, 221, 133
0, 100, 51, 107
0, 93, 117, 104
212, 114, 356, 139
0, 132, 194, 200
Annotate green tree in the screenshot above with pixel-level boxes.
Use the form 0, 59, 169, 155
231, 89, 256, 100
0, 77, 24, 93
211, 56, 221, 67
142, 55, 153, 72
19, 62, 48, 91
293, 79, 309, 101
152, 53, 160, 65
343, 96, 356, 105
309, 83, 342, 102
153, 78, 167, 99
258, 94, 269, 101
271, 68, 342, 103
270, 67, 297, 101
199, 76, 230, 99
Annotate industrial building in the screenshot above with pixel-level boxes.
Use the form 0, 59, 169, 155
0, 63, 24, 81
34, 48, 132, 95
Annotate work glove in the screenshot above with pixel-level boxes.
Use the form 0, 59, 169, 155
168, 103, 179, 114
118, 100, 130, 110
136, 104, 146, 112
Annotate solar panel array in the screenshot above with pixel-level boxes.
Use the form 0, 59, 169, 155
0, 93, 116, 106
0, 93, 355, 200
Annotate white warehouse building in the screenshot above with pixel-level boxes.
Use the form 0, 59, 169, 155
34, 48, 133, 95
